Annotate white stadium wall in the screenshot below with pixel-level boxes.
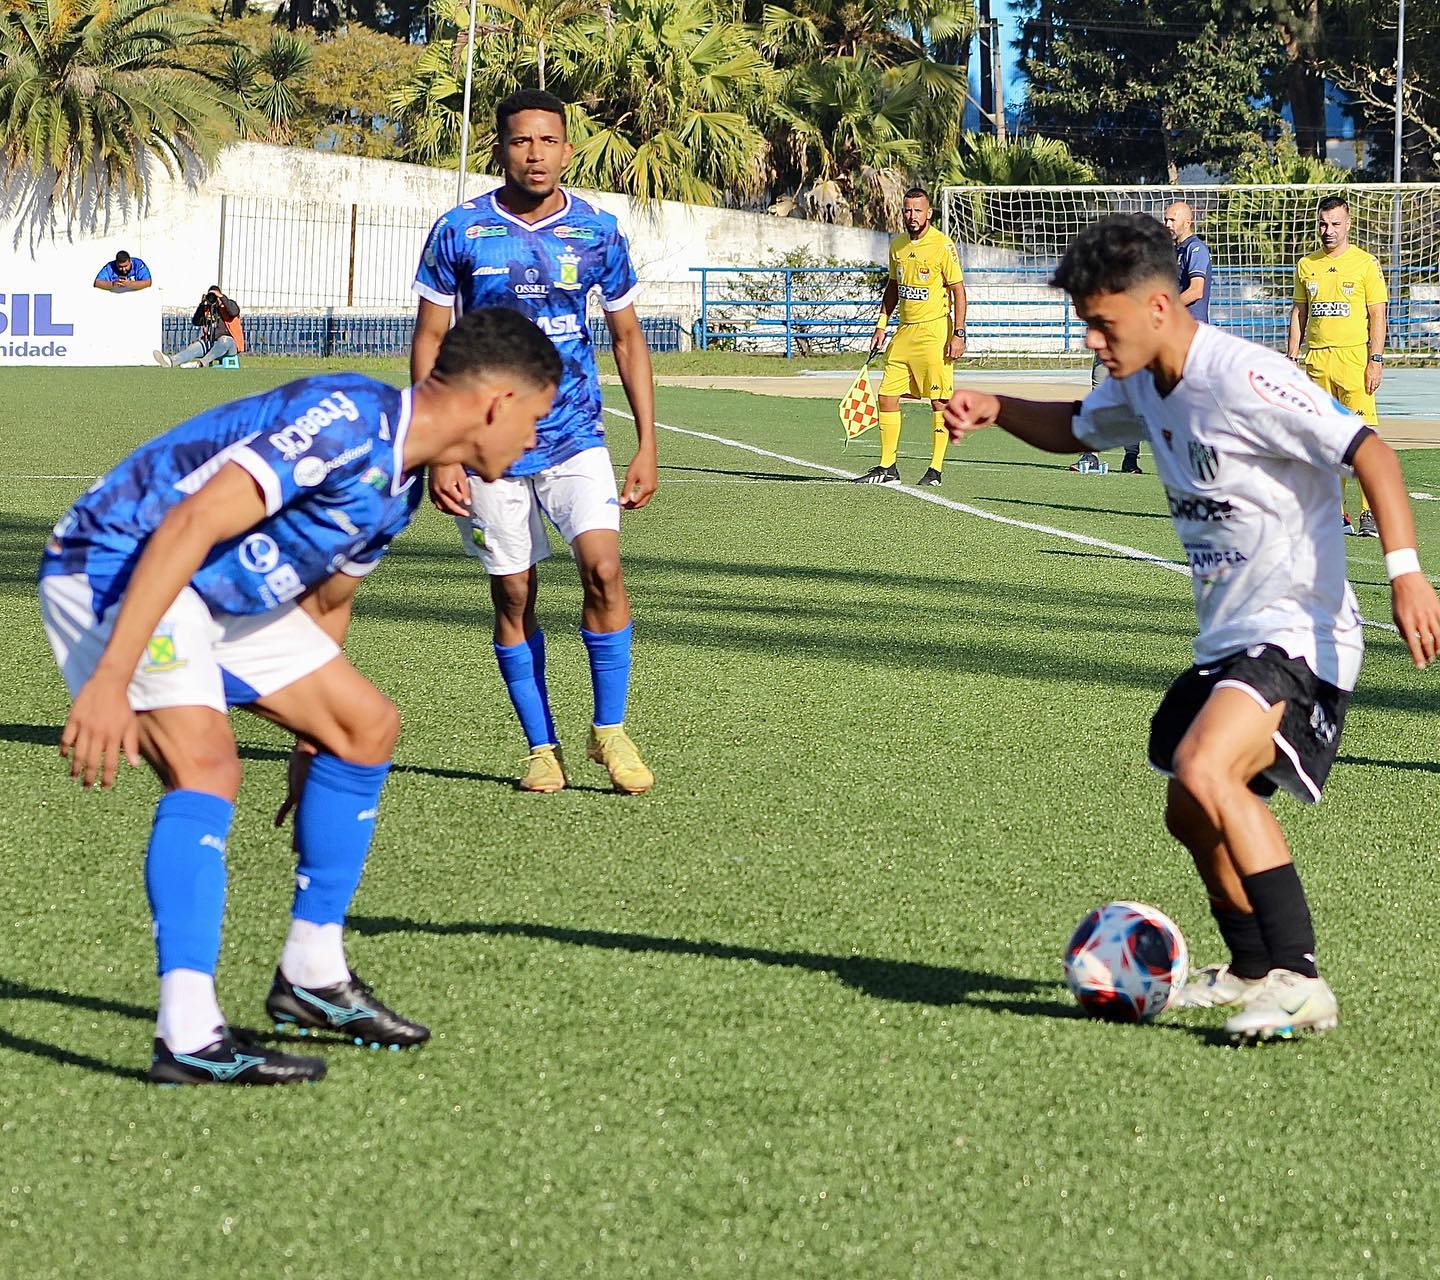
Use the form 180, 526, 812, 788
2, 143, 890, 365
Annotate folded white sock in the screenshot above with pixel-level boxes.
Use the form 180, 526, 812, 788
280, 919, 349, 989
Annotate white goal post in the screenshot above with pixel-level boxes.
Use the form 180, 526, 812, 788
939, 184, 1440, 359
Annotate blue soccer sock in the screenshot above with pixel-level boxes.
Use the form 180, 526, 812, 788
292, 754, 391, 928
581, 622, 633, 728
144, 789, 234, 977
495, 631, 557, 748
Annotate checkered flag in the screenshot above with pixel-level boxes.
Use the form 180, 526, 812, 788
839, 364, 879, 441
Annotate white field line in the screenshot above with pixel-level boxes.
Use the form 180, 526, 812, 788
607, 406, 1403, 635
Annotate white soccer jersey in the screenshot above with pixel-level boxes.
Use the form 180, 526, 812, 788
1073, 324, 1369, 689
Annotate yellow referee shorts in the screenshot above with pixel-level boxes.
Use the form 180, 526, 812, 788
1303, 345, 1376, 425
879, 319, 953, 401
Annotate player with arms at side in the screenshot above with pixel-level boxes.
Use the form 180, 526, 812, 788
854, 188, 966, 488
944, 214, 1440, 1041
1288, 195, 1388, 537
41, 309, 559, 1084
412, 89, 658, 795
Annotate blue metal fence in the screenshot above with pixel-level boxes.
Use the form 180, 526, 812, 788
693, 265, 1440, 357
161, 312, 684, 358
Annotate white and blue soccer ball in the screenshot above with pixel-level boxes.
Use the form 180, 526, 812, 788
1063, 900, 1188, 1023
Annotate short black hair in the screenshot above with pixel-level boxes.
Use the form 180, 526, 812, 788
1317, 194, 1349, 215
903, 187, 930, 203
496, 90, 568, 143
1051, 213, 1176, 300
114, 250, 131, 264
432, 306, 562, 390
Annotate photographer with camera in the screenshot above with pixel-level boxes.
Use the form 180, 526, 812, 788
153, 286, 246, 368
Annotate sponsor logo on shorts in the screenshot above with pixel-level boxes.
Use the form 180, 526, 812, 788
1248, 368, 1321, 416
142, 628, 186, 673
361, 466, 387, 491
239, 533, 280, 573
268, 392, 361, 463
1310, 702, 1338, 745
470, 525, 486, 548
1188, 441, 1220, 483
1166, 489, 1235, 522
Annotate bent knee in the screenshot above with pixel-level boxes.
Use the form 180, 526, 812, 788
580, 554, 625, 600
168, 745, 243, 799
332, 693, 400, 764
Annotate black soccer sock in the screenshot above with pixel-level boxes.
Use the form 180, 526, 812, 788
1209, 902, 1271, 980
1241, 864, 1319, 979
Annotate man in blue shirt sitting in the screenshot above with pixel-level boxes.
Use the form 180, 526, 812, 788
93, 250, 152, 291
40, 307, 559, 1085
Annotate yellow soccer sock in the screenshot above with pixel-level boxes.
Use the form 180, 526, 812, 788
930, 411, 947, 471
879, 411, 901, 468
1341, 476, 1373, 515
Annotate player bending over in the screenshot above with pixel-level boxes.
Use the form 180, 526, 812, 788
854, 187, 966, 488
40, 308, 559, 1084
413, 89, 658, 796
944, 214, 1440, 1041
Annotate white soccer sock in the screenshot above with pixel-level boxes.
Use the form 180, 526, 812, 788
156, 969, 226, 1055
279, 920, 349, 989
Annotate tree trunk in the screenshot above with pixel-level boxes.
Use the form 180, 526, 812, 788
1277, 0, 1326, 159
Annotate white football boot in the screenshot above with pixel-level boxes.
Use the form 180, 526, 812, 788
1224, 969, 1339, 1041
1174, 963, 1267, 1010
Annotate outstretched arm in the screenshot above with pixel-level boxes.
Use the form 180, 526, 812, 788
944, 390, 1085, 454
1351, 432, 1440, 668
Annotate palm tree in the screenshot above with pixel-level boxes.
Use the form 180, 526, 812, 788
391, 0, 774, 205
0, 0, 239, 223
941, 134, 1098, 186
210, 33, 314, 146
761, 0, 974, 225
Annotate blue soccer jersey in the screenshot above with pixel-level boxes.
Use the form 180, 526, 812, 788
413, 189, 641, 477
95, 258, 152, 284
41, 374, 422, 617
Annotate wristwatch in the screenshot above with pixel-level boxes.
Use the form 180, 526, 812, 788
1370, 353, 1385, 363
954, 328, 966, 338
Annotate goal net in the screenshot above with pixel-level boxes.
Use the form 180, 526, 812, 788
939, 184, 1440, 360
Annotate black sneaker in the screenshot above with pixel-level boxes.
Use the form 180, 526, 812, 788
853, 464, 900, 485
917, 468, 943, 487
1357, 510, 1379, 538
1120, 459, 1144, 474
267, 969, 431, 1049
149, 1027, 326, 1086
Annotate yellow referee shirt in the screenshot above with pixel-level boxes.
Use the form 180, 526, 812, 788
889, 226, 963, 326
1294, 246, 1387, 349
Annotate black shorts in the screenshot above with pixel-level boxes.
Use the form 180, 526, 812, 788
1148, 644, 1349, 804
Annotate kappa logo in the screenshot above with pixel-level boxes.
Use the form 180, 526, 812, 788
1188, 440, 1220, 483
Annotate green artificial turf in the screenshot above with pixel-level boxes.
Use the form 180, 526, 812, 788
4, 364, 1440, 1277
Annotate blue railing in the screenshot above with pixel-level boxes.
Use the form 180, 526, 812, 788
161, 312, 684, 358
693, 265, 1440, 356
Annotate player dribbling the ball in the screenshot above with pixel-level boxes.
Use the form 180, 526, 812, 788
944, 213, 1440, 1042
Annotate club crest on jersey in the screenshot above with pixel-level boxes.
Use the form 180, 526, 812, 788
1188, 441, 1220, 483
1305, 280, 1319, 297
556, 249, 582, 289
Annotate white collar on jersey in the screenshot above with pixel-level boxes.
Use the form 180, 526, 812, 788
488, 188, 573, 233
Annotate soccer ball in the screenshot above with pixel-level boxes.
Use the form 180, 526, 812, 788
1063, 901, 1188, 1023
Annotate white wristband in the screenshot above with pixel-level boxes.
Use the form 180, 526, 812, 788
1385, 548, 1421, 581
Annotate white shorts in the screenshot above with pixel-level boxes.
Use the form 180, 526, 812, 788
39, 573, 340, 713
457, 446, 621, 576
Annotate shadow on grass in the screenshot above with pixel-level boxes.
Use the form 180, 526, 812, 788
974, 495, 1171, 522
661, 464, 839, 484
1337, 753, 1440, 775
0, 724, 610, 795
350, 915, 1244, 1047
0, 978, 152, 1082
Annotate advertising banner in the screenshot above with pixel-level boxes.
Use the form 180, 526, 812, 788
1, 254, 162, 366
